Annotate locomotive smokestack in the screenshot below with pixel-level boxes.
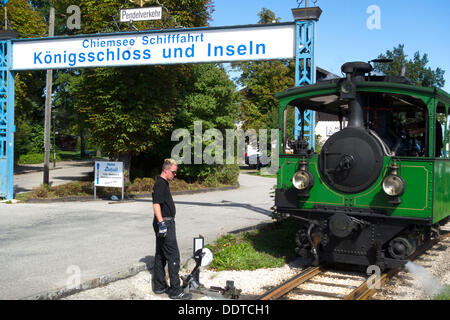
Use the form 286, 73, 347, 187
340, 62, 373, 128
341, 62, 373, 81
348, 94, 364, 128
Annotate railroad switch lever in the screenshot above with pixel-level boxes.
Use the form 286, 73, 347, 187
181, 251, 203, 291
182, 235, 208, 292
181, 235, 242, 299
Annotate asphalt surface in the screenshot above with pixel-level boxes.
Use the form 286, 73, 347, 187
0, 169, 275, 299
14, 160, 95, 194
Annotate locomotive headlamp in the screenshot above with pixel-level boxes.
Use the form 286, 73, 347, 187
382, 160, 406, 198
292, 158, 314, 190
292, 170, 312, 190
382, 174, 406, 196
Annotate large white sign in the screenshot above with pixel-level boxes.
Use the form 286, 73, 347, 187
95, 161, 123, 188
11, 23, 295, 70
120, 7, 162, 22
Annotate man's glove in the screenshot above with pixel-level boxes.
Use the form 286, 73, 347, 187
157, 221, 167, 238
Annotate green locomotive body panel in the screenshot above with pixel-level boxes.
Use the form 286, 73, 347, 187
278, 155, 433, 219
433, 160, 450, 224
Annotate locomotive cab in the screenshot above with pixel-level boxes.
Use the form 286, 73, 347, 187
275, 61, 450, 270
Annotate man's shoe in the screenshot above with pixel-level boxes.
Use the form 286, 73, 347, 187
169, 292, 192, 300
153, 288, 168, 294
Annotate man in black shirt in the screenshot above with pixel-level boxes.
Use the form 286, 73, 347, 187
152, 158, 192, 300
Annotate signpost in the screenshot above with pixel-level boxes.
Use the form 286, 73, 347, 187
94, 161, 124, 200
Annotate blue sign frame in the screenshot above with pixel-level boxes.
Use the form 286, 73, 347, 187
294, 20, 316, 150
0, 40, 14, 199
0, 20, 317, 199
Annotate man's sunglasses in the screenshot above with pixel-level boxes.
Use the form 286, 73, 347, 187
169, 170, 177, 175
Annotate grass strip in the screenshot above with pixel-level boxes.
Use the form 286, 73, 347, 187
206, 218, 300, 271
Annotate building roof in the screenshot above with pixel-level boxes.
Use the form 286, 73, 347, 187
316, 67, 340, 82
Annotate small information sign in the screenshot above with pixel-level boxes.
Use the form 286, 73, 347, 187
94, 161, 124, 200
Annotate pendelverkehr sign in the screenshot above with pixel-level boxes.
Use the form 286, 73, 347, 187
11, 23, 295, 70
120, 6, 162, 22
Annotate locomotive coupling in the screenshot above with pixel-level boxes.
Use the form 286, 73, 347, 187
328, 213, 369, 238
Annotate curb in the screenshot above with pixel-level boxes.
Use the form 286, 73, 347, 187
22, 221, 272, 300
22, 258, 153, 300
22, 184, 240, 203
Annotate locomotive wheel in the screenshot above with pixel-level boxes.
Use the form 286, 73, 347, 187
388, 237, 414, 260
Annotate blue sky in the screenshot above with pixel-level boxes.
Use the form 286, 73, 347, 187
210, 0, 450, 93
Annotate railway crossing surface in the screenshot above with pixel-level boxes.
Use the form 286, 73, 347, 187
0, 172, 274, 299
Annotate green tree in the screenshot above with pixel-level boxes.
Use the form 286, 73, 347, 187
232, 8, 294, 131
73, 65, 185, 161
1, 0, 48, 161
54, 0, 217, 179
172, 63, 239, 184
257, 8, 280, 24
129, 63, 239, 182
2, 0, 47, 36
374, 44, 445, 88
10, 0, 240, 186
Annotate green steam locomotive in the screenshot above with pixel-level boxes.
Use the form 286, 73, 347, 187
275, 61, 450, 270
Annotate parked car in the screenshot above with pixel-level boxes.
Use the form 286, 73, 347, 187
245, 152, 271, 169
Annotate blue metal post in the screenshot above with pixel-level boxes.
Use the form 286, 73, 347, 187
0, 40, 14, 200
294, 19, 316, 150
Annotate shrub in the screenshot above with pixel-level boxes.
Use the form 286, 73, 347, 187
29, 182, 91, 199
178, 163, 239, 187
55, 184, 69, 197
31, 184, 51, 198
17, 152, 62, 165
68, 182, 82, 195
127, 177, 155, 193
169, 179, 190, 191
18, 153, 44, 164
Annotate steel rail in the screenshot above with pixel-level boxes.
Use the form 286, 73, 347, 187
344, 231, 450, 300
256, 230, 449, 301
257, 266, 325, 300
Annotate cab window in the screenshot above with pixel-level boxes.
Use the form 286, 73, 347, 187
436, 102, 446, 158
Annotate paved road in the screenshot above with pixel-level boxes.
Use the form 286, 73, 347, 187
0, 172, 275, 299
14, 160, 95, 194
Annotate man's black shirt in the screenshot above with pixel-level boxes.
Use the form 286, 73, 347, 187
152, 176, 176, 218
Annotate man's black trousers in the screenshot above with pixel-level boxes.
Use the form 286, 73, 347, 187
152, 219, 183, 296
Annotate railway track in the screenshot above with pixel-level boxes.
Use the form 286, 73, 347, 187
257, 230, 450, 300
257, 266, 366, 300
